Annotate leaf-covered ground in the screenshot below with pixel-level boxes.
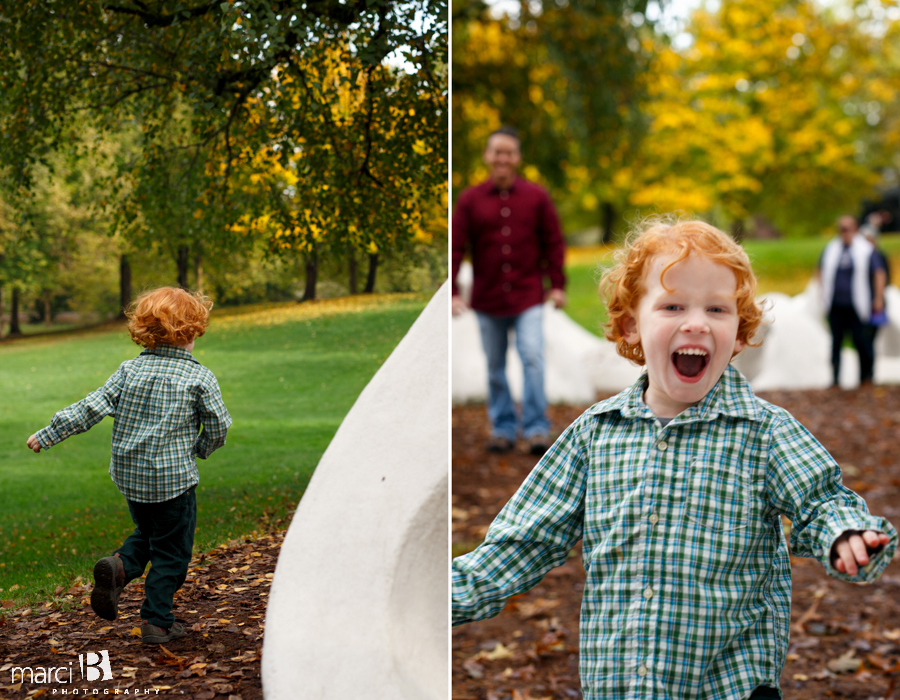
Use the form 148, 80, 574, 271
0, 530, 286, 698
452, 385, 900, 700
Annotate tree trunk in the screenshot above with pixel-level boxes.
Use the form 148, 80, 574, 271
177, 245, 190, 289
601, 201, 615, 244
364, 253, 378, 294
119, 254, 132, 317
9, 286, 21, 336
195, 250, 204, 295
302, 251, 318, 302
43, 296, 52, 326
731, 219, 744, 243
348, 251, 358, 295
0, 286, 4, 340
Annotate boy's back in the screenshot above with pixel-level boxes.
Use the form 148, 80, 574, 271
28, 286, 232, 645
35, 344, 230, 503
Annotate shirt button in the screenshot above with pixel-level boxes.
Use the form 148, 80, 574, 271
501, 207, 511, 218
502, 226, 511, 236
502, 263, 512, 273
502, 245, 512, 255
657, 441, 668, 451
643, 587, 653, 599
500, 190, 509, 200
649, 513, 659, 525
638, 665, 648, 677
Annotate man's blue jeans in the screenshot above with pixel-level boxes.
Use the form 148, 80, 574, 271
475, 304, 549, 440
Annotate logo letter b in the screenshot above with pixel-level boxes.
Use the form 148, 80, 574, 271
84, 650, 112, 681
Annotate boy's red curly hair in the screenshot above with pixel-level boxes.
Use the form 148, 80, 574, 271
126, 287, 213, 349
601, 217, 764, 365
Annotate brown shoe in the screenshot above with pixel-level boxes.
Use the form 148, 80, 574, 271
91, 555, 126, 621
141, 621, 186, 644
528, 434, 551, 456
486, 436, 515, 453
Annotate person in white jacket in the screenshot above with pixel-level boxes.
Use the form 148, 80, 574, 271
817, 215, 887, 386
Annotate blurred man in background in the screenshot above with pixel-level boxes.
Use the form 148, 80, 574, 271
451, 127, 566, 455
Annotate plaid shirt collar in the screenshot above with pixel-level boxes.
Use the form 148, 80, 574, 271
141, 344, 200, 365
589, 364, 762, 424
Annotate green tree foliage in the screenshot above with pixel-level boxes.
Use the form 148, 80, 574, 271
452, 0, 653, 237
0, 0, 447, 289
223, 43, 447, 299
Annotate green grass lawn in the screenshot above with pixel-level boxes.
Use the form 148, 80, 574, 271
564, 236, 900, 335
0, 294, 427, 606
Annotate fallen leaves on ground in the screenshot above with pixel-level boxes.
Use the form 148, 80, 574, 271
0, 530, 285, 699
453, 385, 900, 700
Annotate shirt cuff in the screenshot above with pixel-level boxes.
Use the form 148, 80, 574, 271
823, 515, 898, 584
35, 426, 60, 450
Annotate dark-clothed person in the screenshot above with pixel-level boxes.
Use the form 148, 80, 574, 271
818, 215, 887, 386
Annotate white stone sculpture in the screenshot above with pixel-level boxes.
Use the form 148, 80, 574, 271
262, 283, 448, 700
453, 261, 900, 403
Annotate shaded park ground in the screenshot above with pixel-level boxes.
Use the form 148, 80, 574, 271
0, 530, 283, 699
452, 386, 900, 700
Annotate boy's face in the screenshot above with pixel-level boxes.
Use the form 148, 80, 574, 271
623, 253, 745, 418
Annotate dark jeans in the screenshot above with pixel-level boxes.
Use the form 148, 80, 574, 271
828, 304, 874, 385
115, 486, 196, 628
748, 686, 781, 698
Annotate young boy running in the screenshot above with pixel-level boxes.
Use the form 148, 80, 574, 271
452, 219, 897, 699
27, 287, 232, 645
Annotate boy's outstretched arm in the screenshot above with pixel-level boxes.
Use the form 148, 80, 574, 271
453, 419, 589, 626
766, 415, 898, 583
194, 374, 232, 459
27, 367, 126, 453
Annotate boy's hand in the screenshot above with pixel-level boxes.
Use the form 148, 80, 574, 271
26, 434, 42, 453
830, 530, 890, 576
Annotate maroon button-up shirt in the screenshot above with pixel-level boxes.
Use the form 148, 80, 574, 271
452, 177, 566, 317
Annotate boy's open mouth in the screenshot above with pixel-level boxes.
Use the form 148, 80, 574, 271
672, 347, 709, 379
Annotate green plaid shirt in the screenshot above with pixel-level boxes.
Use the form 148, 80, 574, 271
36, 344, 232, 503
453, 365, 897, 700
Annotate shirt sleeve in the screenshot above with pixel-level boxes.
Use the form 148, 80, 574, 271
765, 415, 897, 583
451, 191, 470, 297
537, 190, 566, 290
452, 418, 589, 626
34, 366, 126, 449
194, 373, 233, 459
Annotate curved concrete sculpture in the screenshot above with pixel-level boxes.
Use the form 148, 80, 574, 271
263, 283, 448, 700
452, 262, 640, 405
454, 261, 900, 401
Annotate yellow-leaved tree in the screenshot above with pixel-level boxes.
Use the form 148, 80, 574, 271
625, 0, 890, 236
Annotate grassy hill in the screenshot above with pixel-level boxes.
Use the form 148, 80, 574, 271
0, 294, 428, 605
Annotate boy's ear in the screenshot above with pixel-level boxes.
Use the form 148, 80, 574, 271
733, 337, 745, 355
622, 313, 640, 346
